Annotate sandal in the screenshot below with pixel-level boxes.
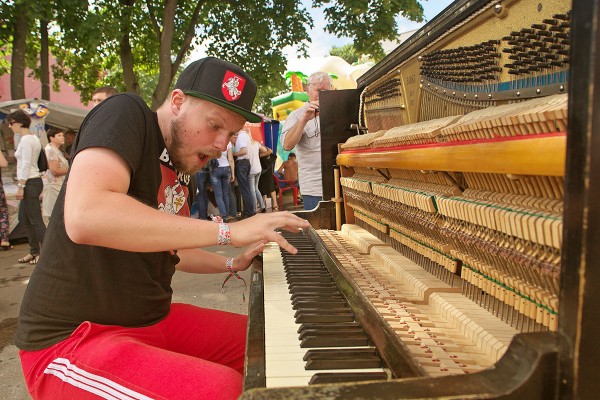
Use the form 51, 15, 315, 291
18, 254, 35, 263
272, 206, 280, 212
29, 255, 40, 265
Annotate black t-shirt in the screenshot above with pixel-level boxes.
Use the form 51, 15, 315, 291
15, 93, 192, 351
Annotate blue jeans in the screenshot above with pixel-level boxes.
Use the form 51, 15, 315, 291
228, 185, 238, 217
210, 166, 231, 217
195, 170, 210, 220
18, 177, 46, 255
249, 172, 265, 210
235, 159, 254, 218
302, 195, 322, 211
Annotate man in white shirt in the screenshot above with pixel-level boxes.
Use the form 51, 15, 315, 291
280, 72, 333, 210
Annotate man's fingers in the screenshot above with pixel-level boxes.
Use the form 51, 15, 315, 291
268, 232, 297, 254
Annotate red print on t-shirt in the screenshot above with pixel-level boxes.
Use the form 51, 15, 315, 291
157, 164, 190, 217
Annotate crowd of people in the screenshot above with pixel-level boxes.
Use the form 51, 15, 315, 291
193, 128, 281, 221
0, 86, 117, 264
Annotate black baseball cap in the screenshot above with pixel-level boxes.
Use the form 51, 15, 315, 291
175, 57, 262, 123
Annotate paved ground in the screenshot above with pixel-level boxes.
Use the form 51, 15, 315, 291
0, 171, 301, 399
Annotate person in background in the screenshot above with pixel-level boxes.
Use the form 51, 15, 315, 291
210, 142, 235, 220
280, 71, 334, 210
259, 149, 278, 211
42, 128, 69, 226
248, 138, 270, 213
91, 85, 118, 106
62, 129, 76, 159
194, 165, 210, 220
228, 178, 241, 219
277, 152, 299, 185
15, 57, 309, 400
231, 129, 255, 218
0, 149, 10, 250
7, 109, 46, 265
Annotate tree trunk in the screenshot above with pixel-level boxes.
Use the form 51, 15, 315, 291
150, 0, 178, 110
40, 19, 50, 100
120, 0, 139, 94
10, 12, 28, 100
121, 34, 139, 94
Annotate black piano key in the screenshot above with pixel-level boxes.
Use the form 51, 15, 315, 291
287, 276, 333, 284
290, 294, 343, 303
292, 300, 348, 310
297, 321, 362, 334
288, 283, 338, 290
304, 347, 379, 359
300, 334, 370, 348
301, 335, 370, 348
304, 348, 383, 369
290, 286, 340, 294
292, 300, 345, 308
294, 307, 352, 318
308, 372, 388, 385
290, 292, 341, 301
298, 327, 366, 340
295, 311, 355, 324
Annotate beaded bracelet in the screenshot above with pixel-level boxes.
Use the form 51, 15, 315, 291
217, 222, 231, 245
221, 257, 247, 302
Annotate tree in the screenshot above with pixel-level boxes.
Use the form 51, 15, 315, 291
1, 0, 425, 110
9, 3, 28, 99
316, 0, 424, 61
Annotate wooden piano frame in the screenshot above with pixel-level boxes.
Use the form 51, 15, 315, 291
242, 0, 600, 398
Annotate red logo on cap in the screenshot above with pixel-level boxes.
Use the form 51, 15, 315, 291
221, 70, 246, 101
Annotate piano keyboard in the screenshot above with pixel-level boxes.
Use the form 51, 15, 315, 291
263, 232, 388, 387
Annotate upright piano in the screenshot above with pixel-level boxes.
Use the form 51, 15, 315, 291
242, 0, 600, 398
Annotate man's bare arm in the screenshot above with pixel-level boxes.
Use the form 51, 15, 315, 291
64, 147, 309, 254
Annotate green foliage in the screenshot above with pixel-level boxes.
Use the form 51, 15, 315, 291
0, 0, 425, 109
314, 0, 424, 60
330, 44, 361, 65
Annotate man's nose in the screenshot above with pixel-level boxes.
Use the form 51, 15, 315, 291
214, 131, 229, 151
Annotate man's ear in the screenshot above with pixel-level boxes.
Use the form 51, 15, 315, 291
170, 89, 186, 115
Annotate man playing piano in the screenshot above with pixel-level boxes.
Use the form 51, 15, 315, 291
15, 57, 310, 400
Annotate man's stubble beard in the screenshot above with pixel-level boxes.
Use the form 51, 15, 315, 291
169, 118, 214, 176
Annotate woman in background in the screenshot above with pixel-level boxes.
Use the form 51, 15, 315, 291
0, 149, 10, 250
209, 142, 235, 221
259, 150, 278, 211
43, 128, 69, 225
248, 138, 271, 213
7, 109, 46, 264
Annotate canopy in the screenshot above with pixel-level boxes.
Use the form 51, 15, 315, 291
0, 98, 88, 131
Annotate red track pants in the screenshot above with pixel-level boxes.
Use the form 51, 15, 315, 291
19, 303, 247, 400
